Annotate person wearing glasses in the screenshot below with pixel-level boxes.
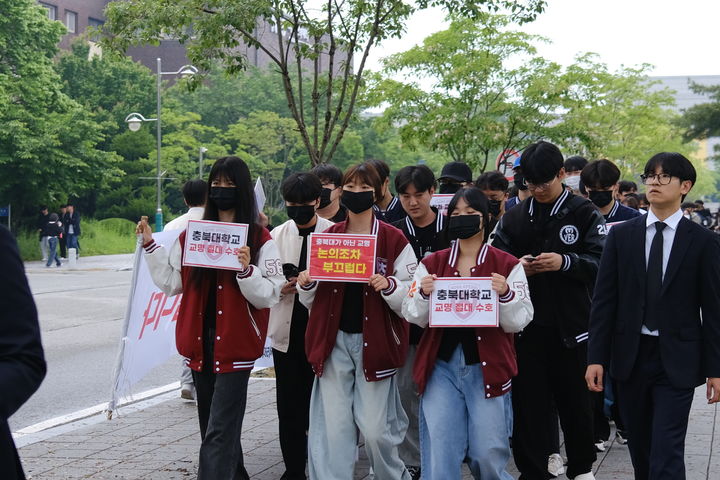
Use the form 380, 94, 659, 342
586, 153, 720, 480
492, 141, 606, 480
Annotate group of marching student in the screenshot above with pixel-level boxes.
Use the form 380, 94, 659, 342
138, 139, 720, 480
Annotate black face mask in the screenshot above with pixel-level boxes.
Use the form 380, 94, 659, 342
318, 188, 333, 209
448, 214, 482, 240
514, 172, 528, 191
588, 190, 614, 208
209, 187, 237, 211
439, 182, 461, 194
286, 205, 316, 226
341, 190, 374, 214
488, 200, 502, 217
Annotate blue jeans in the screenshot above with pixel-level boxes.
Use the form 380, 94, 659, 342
419, 346, 513, 480
67, 234, 79, 252
46, 237, 61, 266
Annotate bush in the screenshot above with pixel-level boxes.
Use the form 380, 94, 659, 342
15, 218, 138, 261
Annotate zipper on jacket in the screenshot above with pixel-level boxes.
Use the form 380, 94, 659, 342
246, 304, 261, 338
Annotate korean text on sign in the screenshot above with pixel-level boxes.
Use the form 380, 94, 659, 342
429, 194, 454, 216
308, 233, 377, 283
429, 277, 499, 328
182, 220, 249, 271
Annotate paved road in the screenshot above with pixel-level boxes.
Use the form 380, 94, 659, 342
10, 255, 181, 432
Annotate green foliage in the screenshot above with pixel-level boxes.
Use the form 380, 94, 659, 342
678, 82, 720, 141
367, 14, 563, 174
101, 0, 546, 166
0, 0, 120, 222
15, 218, 137, 261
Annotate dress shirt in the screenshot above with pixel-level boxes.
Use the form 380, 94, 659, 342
641, 208, 683, 336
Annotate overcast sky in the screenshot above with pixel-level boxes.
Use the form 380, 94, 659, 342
366, 0, 720, 77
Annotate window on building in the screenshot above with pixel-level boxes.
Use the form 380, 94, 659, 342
88, 17, 105, 28
65, 11, 77, 33
39, 3, 57, 21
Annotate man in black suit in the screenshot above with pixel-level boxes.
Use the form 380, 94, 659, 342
0, 226, 46, 479
586, 152, 720, 480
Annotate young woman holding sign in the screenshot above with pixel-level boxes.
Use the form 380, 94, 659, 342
296, 162, 418, 480
402, 186, 533, 480
137, 156, 284, 480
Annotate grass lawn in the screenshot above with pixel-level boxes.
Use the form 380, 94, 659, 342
17, 218, 138, 261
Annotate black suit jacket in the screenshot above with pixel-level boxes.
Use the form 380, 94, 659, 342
588, 214, 720, 389
0, 226, 46, 479
63, 212, 81, 236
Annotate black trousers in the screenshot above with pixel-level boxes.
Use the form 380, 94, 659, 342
616, 335, 694, 480
272, 347, 315, 479
59, 235, 67, 258
192, 330, 251, 480
512, 324, 596, 479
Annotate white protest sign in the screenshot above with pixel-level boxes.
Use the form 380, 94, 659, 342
430, 194, 454, 216
429, 277, 499, 328
182, 220, 248, 271
255, 177, 266, 211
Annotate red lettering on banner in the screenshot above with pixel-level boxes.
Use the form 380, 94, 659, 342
139, 292, 181, 340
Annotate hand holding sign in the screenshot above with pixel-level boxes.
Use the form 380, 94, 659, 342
369, 273, 390, 292
136, 216, 152, 244
237, 245, 250, 270
421, 274, 437, 296
491, 273, 509, 297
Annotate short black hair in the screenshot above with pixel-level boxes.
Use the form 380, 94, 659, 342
617, 180, 638, 194
475, 171, 509, 192
681, 201, 697, 210
40, 205, 48, 211
447, 187, 491, 242
281, 172, 323, 204
365, 159, 390, 182
520, 141, 564, 184
395, 165, 435, 194
182, 179, 208, 207
643, 152, 696, 185
580, 159, 621, 190
311, 163, 343, 186
695, 199, 704, 205
564, 156, 588, 173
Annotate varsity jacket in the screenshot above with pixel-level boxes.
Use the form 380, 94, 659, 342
402, 242, 534, 396
391, 208, 448, 261
492, 190, 606, 348
298, 217, 418, 381
373, 195, 407, 224
144, 228, 284, 373
605, 200, 641, 224
268, 215, 334, 353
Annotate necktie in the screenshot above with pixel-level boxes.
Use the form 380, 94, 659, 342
644, 221, 666, 331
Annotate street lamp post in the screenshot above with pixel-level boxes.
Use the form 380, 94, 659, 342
199, 147, 208, 178
126, 58, 198, 231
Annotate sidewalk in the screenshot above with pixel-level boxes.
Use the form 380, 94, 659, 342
25, 253, 135, 274
18, 378, 718, 479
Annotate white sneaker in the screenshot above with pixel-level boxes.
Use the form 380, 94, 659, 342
547, 453, 565, 477
180, 383, 195, 400
594, 440, 607, 452
574, 473, 596, 480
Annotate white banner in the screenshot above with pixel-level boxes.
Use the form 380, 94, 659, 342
430, 194, 454, 216
429, 277, 499, 328
182, 220, 248, 271
108, 229, 274, 415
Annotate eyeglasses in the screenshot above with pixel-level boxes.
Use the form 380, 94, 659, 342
523, 177, 556, 191
640, 173, 673, 185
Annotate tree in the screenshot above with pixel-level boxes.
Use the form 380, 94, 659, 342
0, 0, 120, 221
367, 13, 563, 173
101, 0, 546, 167
677, 82, 720, 142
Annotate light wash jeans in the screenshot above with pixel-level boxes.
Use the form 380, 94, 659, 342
419, 345, 514, 480
308, 331, 410, 480
40, 236, 49, 260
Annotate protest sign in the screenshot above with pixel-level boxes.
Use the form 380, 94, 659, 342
182, 220, 248, 271
254, 177, 266, 211
429, 277, 499, 328
308, 233, 377, 282
430, 194, 454, 216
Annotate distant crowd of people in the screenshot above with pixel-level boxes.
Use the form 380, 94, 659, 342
133, 143, 718, 480
37, 203, 81, 267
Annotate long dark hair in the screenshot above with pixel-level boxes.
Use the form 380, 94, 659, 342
447, 186, 491, 243
190, 156, 262, 285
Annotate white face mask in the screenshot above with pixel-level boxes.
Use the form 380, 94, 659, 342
565, 175, 581, 190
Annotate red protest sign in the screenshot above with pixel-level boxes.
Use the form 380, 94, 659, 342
308, 233, 377, 283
